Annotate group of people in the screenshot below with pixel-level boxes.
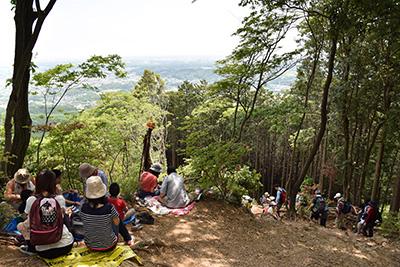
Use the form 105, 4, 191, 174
253, 185, 381, 237
3, 162, 194, 259
304, 189, 381, 237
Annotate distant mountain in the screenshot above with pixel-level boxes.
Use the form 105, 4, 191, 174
0, 58, 296, 121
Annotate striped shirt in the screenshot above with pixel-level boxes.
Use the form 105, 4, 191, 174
80, 202, 118, 250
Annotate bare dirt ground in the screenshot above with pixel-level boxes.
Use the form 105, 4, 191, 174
1, 200, 400, 267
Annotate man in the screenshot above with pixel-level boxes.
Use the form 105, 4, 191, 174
138, 163, 162, 199
334, 192, 348, 230
159, 167, 190, 209
310, 190, 328, 227
358, 200, 379, 237
79, 163, 108, 190
274, 185, 287, 216
4, 169, 35, 209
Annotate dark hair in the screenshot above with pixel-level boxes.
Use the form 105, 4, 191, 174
87, 196, 107, 208
52, 169, 62, 178
274, 184, 280, 189
149, 169, 160, 177
35, 170, 57, 195
167, 166, 177, 175
109, 183, 120, 197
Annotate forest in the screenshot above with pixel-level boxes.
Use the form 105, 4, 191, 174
1, 0, 400, 266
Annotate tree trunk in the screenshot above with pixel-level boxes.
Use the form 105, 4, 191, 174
371, 130, 385, 201
289, 29, 339, 214
390, 174, 400, 213
3, 0, 56, 177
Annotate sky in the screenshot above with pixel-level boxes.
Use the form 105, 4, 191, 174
0, 0, 253, 66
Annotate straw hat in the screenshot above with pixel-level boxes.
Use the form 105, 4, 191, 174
85, 176, 107, 199
14, 169, 31, 184
79, 163, 96, 178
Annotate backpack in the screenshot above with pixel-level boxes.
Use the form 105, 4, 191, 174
29, 195, 63, 245
313, 196, 326, 213
279, 189, 287, 204
342, 201, 352, 214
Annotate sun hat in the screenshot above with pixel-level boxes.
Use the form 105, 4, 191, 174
334, 193, 341, 199
149, 163, 162, 173
79, 163, 96, 178
85, 176, 107, 199
14, 169, 31, 184
264, 192, 270, 197
269, 196, 275, 201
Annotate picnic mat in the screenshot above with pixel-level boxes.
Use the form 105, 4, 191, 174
144, 197, 196, 216
41, 245, 142, 267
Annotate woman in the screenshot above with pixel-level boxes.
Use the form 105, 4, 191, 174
80, 176, 119, 251
4, 168, 35, 209
18, 170, 74, 258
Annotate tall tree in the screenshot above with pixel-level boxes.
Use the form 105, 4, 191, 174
3, 0, 57, 177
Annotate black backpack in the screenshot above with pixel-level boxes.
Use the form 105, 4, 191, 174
313, 196, 326, 213
342, 201, 352, 214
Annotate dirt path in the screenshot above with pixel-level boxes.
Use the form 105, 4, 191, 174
1, 200, 399, 267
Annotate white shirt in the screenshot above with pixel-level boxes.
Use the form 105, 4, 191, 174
25, 195, 74, 251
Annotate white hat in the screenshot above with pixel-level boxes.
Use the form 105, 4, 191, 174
264, 192, 270, 197
14, 168, 31, 184
85, 176, 107, 199
334, 193, 341, 199
269, 196, 275, 201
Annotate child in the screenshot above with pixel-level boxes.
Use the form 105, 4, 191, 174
108, 183, 134, 245
80, 176, 119, 251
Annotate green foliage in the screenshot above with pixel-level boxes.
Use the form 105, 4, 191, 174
25, 71, 167, 195
181, 141, 261, 200
381, 213, 400, 239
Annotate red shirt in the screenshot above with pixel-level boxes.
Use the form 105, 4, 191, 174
108, 197, 127, 220
139, 171, 157, 193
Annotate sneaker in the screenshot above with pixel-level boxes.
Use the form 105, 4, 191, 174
132, 223, 143, 231
19, 245, 36, 256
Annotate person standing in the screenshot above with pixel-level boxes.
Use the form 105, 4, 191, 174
4, 169, 35, 209
310, 190, 328, 227
274, 185, 287, 216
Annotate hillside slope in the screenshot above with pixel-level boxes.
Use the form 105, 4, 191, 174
1, 200, 399, 267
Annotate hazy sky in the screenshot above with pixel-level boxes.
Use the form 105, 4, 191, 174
0, 0, 252, 66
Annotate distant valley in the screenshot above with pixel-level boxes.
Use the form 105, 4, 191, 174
0, 58, 296, 123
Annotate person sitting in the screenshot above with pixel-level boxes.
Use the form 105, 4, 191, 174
108, 183, 134, 246
4, 169, 36, 210
260, 192, 270, 206
138, 163, 162, 199
79, 163, 108, 190
17, 170, 74, 258
80, 176, 119, 252
159, 167, 190, 209
53, 169, 81, 206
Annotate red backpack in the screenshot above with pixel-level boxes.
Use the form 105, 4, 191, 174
29, 195, 63, 245
280, 189, 287, 204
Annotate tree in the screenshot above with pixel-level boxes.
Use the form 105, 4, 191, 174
3, 0, 57, 177
31, 55, 127, 167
